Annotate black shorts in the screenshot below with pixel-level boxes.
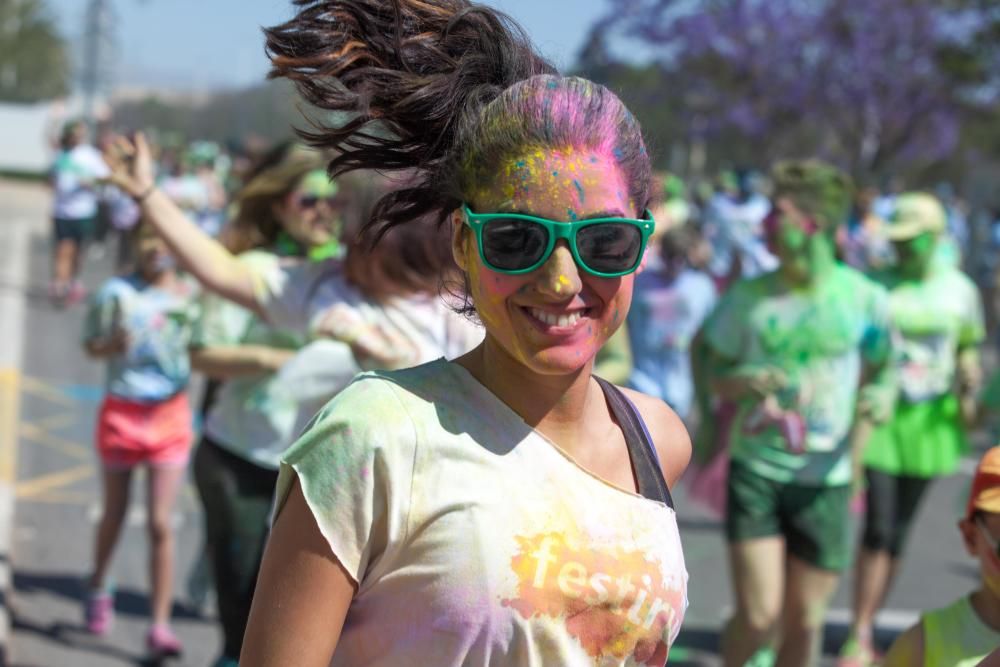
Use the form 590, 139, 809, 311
726, 459, 853, 571
53, 216, 95, 244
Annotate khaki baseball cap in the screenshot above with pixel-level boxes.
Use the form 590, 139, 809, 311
885, 192, 947, 241
967, 446, 1000, 520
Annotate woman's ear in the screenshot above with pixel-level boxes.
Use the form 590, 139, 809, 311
958, 518, 979, 557
451, 209, 471, 272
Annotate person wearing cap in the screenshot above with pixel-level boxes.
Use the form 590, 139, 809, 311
698, 160, 896, 667
839, 192, 986, 667
882, 446, 1000, 667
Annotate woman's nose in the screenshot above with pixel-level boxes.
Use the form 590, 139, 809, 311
534, 241, 582, 298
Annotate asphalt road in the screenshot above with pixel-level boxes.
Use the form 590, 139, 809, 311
2, 179, 991, 666
5, 182, 217, 667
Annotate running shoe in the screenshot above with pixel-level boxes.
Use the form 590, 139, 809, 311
147, 624, 183, 658
48, 281, 69, 306
837, 634, 878, 667
83, 590, 114, 636
66, 280, 87, 306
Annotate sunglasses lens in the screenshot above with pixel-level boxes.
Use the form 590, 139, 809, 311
299, 196, 319, 209
482, 218, 549, 271
576, 223, 642, 274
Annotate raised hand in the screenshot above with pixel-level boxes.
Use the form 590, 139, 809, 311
103, 132, 156, 199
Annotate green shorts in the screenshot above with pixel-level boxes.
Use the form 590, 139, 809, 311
726, 459, 853, 571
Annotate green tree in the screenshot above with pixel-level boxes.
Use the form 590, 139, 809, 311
0, 0, 70, 102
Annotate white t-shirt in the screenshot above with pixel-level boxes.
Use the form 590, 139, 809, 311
254, 258, 483, 433
193, 251, 308, 469
52, 144, 110, 220
275, 359, 689, 666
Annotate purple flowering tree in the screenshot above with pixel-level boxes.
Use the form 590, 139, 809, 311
594, 0, 991, 178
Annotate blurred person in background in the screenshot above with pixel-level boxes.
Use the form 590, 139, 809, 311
839, 193, 985, 667
160, 143, 228, 238
627, 225, 717, 423
80, 221, 199, 659
842, 186, 893, 273
703, 168, 776, 289
881, 446, 1000, 667
187, 142, 341, 667
50, 119, 111, 305
698, 161, 896, 667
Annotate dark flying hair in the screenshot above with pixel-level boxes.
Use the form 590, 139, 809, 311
265, 0, 652, 243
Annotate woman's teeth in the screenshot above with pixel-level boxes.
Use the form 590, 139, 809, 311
530, 308, 583, 327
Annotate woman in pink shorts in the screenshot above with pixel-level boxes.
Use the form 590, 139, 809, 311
82, 221, 197, 658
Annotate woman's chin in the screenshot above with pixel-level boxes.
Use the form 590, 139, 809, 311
520, 348, 597, 378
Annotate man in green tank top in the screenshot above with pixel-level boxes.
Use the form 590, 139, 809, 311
883, 446, 1000, 666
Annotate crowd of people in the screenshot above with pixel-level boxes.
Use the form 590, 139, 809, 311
43, 1, 1000, 666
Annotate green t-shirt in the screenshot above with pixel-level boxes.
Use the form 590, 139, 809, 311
191, 250, 307, 469
872, 266, 984, 404
702, 264, 892, 485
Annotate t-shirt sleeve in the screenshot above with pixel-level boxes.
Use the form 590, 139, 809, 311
191, 254, 270, 348
191, 290, 253, 348
253, 260, 312, 333
958, 276, 986, 347
272, 376, 417, 587
701, 282, 748, 362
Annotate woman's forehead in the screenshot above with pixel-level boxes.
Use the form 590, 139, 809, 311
474, 147, 633, 219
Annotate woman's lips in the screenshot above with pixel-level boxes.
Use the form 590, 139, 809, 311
520, 306, 593, 333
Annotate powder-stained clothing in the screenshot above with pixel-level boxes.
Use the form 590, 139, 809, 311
275, 359, 689, 666
863, 265, 984, 478
253, 258, 481, 370
627, 267, 717, 419
920, 595, 1000, 667
51, 144, 109, 221
83, 273, 198, 402
191, 250, 307, 469
701, 265, 893, 486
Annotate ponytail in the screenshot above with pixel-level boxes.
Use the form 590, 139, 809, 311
266, 0, 650, 242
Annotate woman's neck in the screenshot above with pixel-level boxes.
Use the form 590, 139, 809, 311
456, 336, 600, 436
970, 588, 1000, 633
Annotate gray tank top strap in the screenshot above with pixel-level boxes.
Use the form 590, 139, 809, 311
594, 377, 674, 509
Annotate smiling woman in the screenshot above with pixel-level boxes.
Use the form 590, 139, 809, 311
238, 1, 693, 665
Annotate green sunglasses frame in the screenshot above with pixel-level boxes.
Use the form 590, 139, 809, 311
462, 205, 656, 277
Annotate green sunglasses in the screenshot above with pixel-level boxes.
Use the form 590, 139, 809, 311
462, 205, 655, 277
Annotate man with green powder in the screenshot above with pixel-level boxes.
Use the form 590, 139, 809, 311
838, 192, 985, 667
696, 160, 897, 667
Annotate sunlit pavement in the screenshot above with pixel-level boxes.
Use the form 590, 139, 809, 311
5, 182, 217, 667
3, 179, 990, 666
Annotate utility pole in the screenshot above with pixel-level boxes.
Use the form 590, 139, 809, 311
81, 0, 115, 129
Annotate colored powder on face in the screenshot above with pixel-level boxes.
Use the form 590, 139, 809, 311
573, 180, 585, 204
567, 208, 578, 221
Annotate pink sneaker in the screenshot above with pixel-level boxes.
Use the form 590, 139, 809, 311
147, 624, 183, 658
65, 280, 87, 306
84, 591, 114, 635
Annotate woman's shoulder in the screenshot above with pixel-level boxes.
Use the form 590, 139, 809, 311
311, 360, 456, 424
618, 386, 692, 488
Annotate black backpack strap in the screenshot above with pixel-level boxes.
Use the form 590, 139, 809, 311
594, 377, 674, 509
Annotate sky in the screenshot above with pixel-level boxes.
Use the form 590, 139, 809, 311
48, 0, 611, 93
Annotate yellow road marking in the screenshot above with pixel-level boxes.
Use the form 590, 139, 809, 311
19, 375, 75, 408
0, 369, 21, 484
31, 413, 77, 432
19, 423, 91, 461
15, 490, 92, 505
15, 464, 93, 499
